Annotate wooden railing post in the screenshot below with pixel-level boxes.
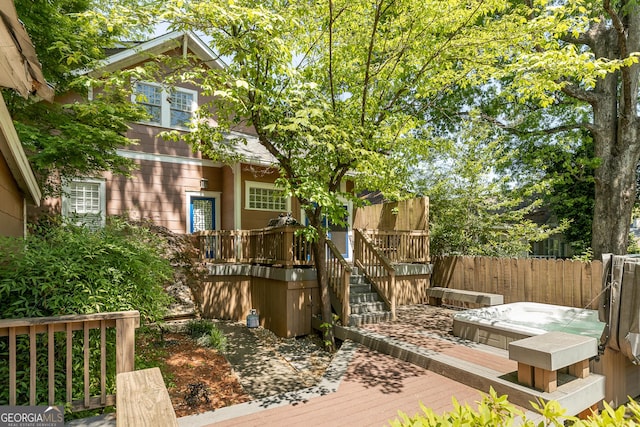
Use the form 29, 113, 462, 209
390, 271, 396, 320
284, 227, 294, 268
342, 269, 351, 325
116, 313, 140, 374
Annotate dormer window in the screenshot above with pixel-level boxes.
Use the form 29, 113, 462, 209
134, 82, 196, 129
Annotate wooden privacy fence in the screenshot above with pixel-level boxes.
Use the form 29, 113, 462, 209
0, 310, 139, 411
432, 256, 604, 309
353, 196, 429, 231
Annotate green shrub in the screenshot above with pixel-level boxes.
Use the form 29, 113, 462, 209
0, 216, 172, 321
187, 319, 227, 351
389, 387, 640, 427
0, 216, 173, 408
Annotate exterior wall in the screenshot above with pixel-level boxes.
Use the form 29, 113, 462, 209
354, 196, 429, 231
252, 277, 319, 338
240, 164, 301, 229
221, 165, 236, 229
0, 154, 25, 237
107, 160, 224, 233
394, 275, 430, 305
37, 38, 293, 235
196, 276, 252, 320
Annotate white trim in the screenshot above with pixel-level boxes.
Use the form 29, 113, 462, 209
233, 163, 242, 229
86, 31, 226, 76
245, 181, 290, 212
116, 149, 221, 167
299, 198, 353, 261
0, 92, 41, 206
186, 191, 221, 234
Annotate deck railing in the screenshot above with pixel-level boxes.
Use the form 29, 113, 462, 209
196, 230, 252, 263
326, 239, 351, 325
353, 229, 396, 320
0, 311, 139, 411
195, 226, 314, 267
360, 229, 430, 263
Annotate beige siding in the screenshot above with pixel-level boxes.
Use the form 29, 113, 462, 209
240, 164, 302, 229
0, 154, 25, 237
107, 160, 224, 233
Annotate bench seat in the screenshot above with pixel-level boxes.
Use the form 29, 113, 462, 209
508, 331, 598, 393
116, 367, 178, 427
427, 287, 503, 307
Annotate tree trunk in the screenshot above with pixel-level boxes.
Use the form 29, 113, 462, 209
592, 141, 638, 258
308, 210, 335, 350
589, 20, 640, 259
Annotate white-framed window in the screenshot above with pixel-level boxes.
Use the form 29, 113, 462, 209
62, 178, 106, 229
133, 82, 197, 129
245, 181, 289, 211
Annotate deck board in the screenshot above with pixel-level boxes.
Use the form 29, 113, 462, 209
208, 346, 492, 427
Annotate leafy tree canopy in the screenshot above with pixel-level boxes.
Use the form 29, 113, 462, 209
161, 0, 560, 335
8, 0, 160, 196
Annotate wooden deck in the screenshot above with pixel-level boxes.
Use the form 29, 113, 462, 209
180, 305, 527, 427
208, 346, 490, 427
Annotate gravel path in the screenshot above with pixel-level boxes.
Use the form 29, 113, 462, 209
214, 321, 334, 399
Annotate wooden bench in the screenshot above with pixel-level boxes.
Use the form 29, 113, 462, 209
116, 367, 178, 427
508, 331, 598, 393
427, 287, 503, 307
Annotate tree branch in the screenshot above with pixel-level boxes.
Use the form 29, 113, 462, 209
603, 0, 633, 119
477, 112, 593, 136
560, 83, 600, 106
361, 0, 385, 126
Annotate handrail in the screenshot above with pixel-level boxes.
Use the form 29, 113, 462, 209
0, 310, 140, 411
325, 239, 352, 326
353, 229, 396, 320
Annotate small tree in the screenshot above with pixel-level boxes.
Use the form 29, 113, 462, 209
164, 0, 525, 346
412, 120, 564, 257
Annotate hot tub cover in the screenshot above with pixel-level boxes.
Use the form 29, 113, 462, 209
600, 254, 640, 364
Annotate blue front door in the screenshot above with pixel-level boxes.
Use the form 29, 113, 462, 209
190, 197, 216, 233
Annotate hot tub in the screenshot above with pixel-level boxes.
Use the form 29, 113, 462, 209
452, 302, 606, 350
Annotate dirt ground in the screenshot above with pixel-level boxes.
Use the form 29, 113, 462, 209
136, 330, 250, 417
161, 333, 251, 417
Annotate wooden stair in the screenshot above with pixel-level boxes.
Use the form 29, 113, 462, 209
347, 269, 392, 327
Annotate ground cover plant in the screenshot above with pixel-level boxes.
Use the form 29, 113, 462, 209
390, 387, 640, 427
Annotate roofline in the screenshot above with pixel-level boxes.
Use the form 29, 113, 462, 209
0, 92, 41, 206
88, 31, 226, 75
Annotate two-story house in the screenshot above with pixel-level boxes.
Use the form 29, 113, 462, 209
41, 30, 353, 258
